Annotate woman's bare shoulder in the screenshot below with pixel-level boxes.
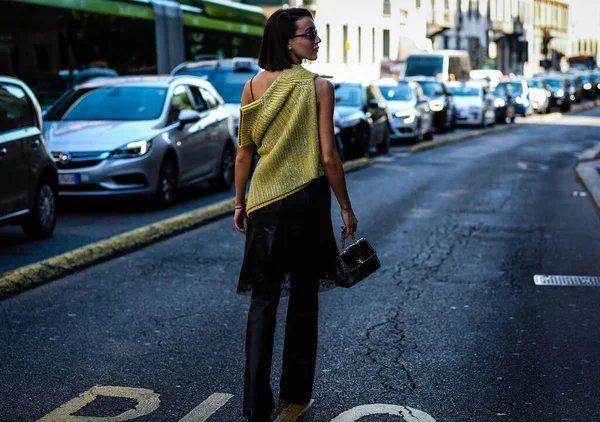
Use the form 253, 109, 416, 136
314, 77, 334, 101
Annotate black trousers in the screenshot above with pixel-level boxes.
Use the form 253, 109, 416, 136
243, 273, 320, 419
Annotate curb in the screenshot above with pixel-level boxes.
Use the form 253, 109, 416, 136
409, 123, 522, 153
575, 159, 600, 216
0, 158, 372, 299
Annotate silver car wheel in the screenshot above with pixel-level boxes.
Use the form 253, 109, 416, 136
38, 184, 56, 231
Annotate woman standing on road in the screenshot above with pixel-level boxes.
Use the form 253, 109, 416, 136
233, 7, 358, 422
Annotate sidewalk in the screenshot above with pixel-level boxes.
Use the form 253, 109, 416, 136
576, 143, 600, 216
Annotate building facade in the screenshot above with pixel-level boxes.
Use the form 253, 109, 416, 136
568, 0, 600, 70
241, 0, 430, 80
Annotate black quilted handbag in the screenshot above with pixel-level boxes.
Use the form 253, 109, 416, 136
335, 227, 381, 288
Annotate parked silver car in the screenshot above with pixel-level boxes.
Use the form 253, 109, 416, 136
375, 78, 434, 143
446, 81, 496, 127
0, 76, 58, 238
43, 76, 235, 208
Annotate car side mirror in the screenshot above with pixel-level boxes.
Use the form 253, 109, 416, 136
418, 96, 429, 104
178, 109, 201, 127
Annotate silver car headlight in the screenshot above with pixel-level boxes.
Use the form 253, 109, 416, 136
109, 140, 152, 159
429, 100, 444, 112
395, 109, 415, 124
494, 98, 505, 108
555, 89, 565, 97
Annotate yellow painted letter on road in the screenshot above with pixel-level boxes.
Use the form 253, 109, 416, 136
37, 385, 160, 422
330, 404, 436, 422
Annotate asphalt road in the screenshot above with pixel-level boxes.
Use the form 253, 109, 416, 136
0, 118, 519, 276
1, 108, 600, 422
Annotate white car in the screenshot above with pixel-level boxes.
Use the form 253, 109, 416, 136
375, 79, 434, 143
446, 81, 496, 127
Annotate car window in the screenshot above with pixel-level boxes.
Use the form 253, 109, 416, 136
333, 84, 362, 107
0, 83, 36, 131
168, 85, 194, 124
200, 87, 219, 109
187, 86, 208, 112
446, 85, 480, 96
177, 65, 258, 104
379, 84, 414, 101
417, 81, 443, 97
45, 86, 167, 121
498, 82, 523, 93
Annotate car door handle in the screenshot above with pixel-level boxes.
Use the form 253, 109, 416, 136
31, 139, 41, 148
0, 148, 7, 157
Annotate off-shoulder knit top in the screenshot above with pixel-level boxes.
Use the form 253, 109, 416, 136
238, 64, 325, 214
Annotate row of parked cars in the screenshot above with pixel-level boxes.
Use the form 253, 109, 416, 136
3, 58, 599, 239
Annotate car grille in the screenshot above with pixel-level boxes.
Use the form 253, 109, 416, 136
52, 151, 108, 169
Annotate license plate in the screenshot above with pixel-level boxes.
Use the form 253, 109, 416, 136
58, 174, 80, 185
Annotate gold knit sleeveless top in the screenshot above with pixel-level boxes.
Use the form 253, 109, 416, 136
238, 64, 325, 214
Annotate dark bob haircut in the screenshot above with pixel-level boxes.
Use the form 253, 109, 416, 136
258, 7, 314, 71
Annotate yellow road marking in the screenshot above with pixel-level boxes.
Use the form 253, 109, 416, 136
179, 393, 233, 422
273, 399, 314, 422
37, 385, 160, 421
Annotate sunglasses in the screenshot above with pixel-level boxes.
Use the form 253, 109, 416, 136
290, 29, 318, 40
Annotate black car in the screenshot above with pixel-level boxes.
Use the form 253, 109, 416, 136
492, 83, 516, 123
566, 75, 583, 103
545, 77, 572, 111
333, 82, 390, 158
410, 77, 456, 133
578, 73, 598, 99
0, 77, 58, 238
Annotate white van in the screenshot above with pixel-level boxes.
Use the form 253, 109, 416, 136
402, 50, 471, 82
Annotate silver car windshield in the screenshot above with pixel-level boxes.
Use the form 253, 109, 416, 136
379, 85, 414, 101
447, 86, 480, 97
45, 86, 168, 121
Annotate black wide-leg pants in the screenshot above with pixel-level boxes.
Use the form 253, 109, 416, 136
243, 272, 320, 419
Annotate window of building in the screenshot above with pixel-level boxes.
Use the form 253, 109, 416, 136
358, 26, 362, 63
384, 0, 391, 16
383, 29, 390, 58
343, 25, 348, 64
372, 28, 376, 63
326, 24, 330, 64
416, 0, 421, 8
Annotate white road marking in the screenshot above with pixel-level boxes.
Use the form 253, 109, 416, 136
179, 393, 234, 422
534, 275, 600, 286
329, 404, 436, 421
517, 161, 549, 171
273, 399, 314, 422
373, 156, 395, 163
37, 386, 160, 422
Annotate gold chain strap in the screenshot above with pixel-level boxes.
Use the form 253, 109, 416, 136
340, 226, 356, 251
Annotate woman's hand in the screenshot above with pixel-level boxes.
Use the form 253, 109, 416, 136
234, 207, 248, 235
341, 208, 358, 238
